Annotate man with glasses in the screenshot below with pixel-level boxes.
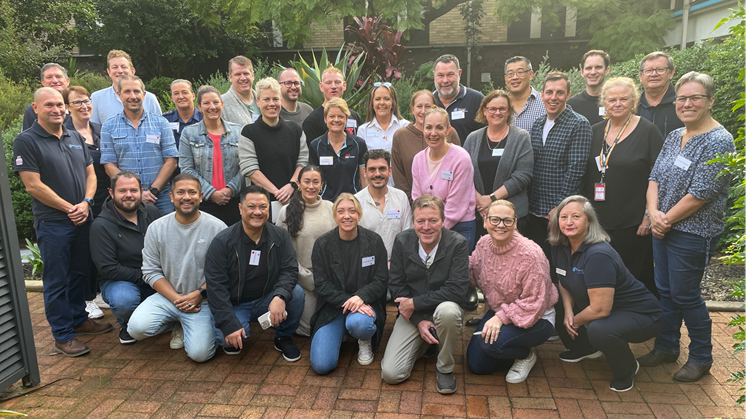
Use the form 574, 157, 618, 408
278, 68, 313, 127
504, 56, 546, 132
302, 67, 364, 146
637, 51, 683, 137
204, 185, 304, 360
433, 54, 485, 142
568, 50, 611, 126
22, 63, 72, 130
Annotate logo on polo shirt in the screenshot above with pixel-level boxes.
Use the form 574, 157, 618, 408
572, 267, 584, 274
15, 156, 23, 165
68, 144, 83, 149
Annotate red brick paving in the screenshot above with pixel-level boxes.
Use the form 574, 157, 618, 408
1, 293, 744, 418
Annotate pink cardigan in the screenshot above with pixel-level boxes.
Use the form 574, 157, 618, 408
411, 145, 476, 229
469, 232, 558, 328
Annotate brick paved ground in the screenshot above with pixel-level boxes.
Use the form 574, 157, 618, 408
1, 292, 744, 418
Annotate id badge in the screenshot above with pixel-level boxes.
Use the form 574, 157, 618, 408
250, 250, 261, 266
594, 183, 606, 201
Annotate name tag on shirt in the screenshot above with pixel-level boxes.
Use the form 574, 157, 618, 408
674, 155, 692, 171
556, 268, 566, 276
320, 156, 334, 166
346, 119, 357, 128
169, 122, 179, 131
362, 256, 375, 267
387, 210, 401, 219
451, 110, 465, 120
146, 135, 160, 145
441, 170, 454, 181
598, 107, 606, 116
492, 148, 504, 157
250, 250, 261, 266
594, 155, 604, 172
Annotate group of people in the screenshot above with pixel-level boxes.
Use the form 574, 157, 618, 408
13, 47, 734, 394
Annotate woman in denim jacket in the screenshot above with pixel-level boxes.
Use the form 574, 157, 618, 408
179, 86, 243, 225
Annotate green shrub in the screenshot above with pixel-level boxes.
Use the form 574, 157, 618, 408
195, 71, 232, 94
2, 118, 34, 242
68, 71, 112, 95
0, 71, 32, 131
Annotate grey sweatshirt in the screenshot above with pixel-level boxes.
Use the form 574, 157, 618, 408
142, 212, 227, 294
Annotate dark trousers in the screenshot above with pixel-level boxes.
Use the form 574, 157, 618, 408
200, 196, 241, 226
524, 214, 555, 281
36, 219, 91, 343
607, 226, 658, 298
588, 311, 662, 380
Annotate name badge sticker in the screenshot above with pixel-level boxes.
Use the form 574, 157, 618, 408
320, 156, 334, 166
451, 110, 465, 120
598, 107, 606, 116
146, 135, 160, 145
386, 210, 401, 219
362, 256, 375, 267
346, 119, 357, 128
595, 155, 604, 172
250, 250, 261, 266
169, 122, 179, 131
556, 268, 566, 276
441, 170, 454, 181
674, 155, 692, 171
492, 148, 504, 157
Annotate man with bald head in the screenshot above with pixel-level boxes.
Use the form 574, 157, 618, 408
14, 87, 113, 357
22, 63, 71, 130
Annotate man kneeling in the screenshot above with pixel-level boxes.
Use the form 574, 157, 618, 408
381, 195, 469, 394
128, 174, 227, 362
205, 185, 304, 361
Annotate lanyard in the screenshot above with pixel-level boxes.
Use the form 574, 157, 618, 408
598, 115, 632, 180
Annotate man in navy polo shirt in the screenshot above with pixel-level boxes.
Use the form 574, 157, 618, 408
14, 87, 113, 357
433, 54, 485, 142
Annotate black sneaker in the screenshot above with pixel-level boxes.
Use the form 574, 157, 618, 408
609, 361, 639, 392
423, 343, 438, 358
559, 348, 603, 363
119, 327, 136, 345
274, 336, 301, 362
223, 345, 241, 356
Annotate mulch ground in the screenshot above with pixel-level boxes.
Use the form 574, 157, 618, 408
1, 292, 744, 418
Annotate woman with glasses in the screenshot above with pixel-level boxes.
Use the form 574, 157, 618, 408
239, 77, 308, 206
357, 82, 409, 157
391, 90, 460, 200
579, 78, 663, 296
466, 200, 557, 383
637, 72, 735, 383
179, 86, 243, 225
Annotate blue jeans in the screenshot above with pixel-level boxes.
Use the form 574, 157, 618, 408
310, 310, 377, 375
212, 285, 305, 347
451, 220, 476, 254
128, 293, 216, 362
154, 188, 174, 214
100, 280, 156, 328
36, 220, 91, 343
653, 229, 718, 366
466, 310, 554, 375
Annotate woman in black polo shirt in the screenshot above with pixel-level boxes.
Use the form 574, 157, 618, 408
549, 195, 662, 392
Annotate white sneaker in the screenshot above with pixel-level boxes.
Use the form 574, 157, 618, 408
170, 324, 184, 349
85, 301, 104, 319
93, 293, 110, 309
357, 339, 374, 366
505, 349, 537, 384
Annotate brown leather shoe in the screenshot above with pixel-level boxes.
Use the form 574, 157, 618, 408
637, 349, 679, 367
673, 361, 711, 382
75, 319, 113, 335
54, 339, 90, 357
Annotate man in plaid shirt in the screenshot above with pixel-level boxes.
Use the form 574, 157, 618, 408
101, 75, 178, 215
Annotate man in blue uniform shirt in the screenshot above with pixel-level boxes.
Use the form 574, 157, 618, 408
162, 79, 202, 144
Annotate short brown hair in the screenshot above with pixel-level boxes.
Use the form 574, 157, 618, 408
117, 74, 145, 92
62, 86, 90, 104
412, 194, 445, 222
475, 90, 513, 125
542, 71, 571, 93
581, 50, 610, 69
107, 50, 133, 68
228, 56, 253, 75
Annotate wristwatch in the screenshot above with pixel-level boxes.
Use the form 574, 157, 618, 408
489, 193, 497, 202
199, 288, 207, 299
149, 186, 160, 195
83, 198, 95, 207
289, 181, 298, 189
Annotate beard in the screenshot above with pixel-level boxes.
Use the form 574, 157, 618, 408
114, 198, 140, 214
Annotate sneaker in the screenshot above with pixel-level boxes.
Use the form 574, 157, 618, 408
54, 338, 90, 357
436, 370, 457, 394
223, 346, 242, 356
74, 319, 112, 335
547, 330, 560, 341
505, 349, 538, 384
170, 324, 184, 350
93, 293, 110, 309
85, 300, 104, 319
610, 361, 639, 392
274, 336, 301, 362
357, 339, 374, 366
559, 348, 603, 363
119, 327, 136, 345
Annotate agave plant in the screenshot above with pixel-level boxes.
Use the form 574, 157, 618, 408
289, 46, 371, 111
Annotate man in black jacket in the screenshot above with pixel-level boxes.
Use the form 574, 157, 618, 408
90, 171, 162, 345
204, 185, 304, 360
381, 195, 469, 394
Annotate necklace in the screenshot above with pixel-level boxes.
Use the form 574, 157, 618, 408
487, 125, 508, 150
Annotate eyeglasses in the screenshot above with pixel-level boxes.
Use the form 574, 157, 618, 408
641, 67, 669, 76
505, 69, 529, 78
374, 82, 392, 88
485, 106, 509, 114
70, 99, 91, 108
280, 81, 301, 87
674, 94, 710, 104
486, 216, 516, 227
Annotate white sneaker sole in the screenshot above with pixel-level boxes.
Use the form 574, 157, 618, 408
358, 355, 374, 366
560, 350, 603, 363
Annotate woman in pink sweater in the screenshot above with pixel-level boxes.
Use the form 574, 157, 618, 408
466, 200, 558, 383
411, 108, 477, 251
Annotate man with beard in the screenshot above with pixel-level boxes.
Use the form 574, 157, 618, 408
433, 54, 485, 142
90, 171, 162, 345
568, 50, 611, 126
279, 68, 314, 127
127, 173, 227, 362
101, 75, 178, 215
355, 149, 412, 260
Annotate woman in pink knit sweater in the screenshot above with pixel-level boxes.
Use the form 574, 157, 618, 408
466, 200, 558, 383
411, 108, 477, 251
